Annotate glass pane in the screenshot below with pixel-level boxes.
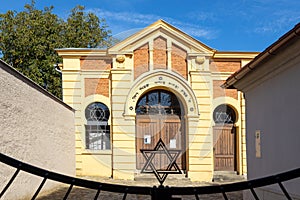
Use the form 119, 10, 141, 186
135, 90, 181, 115
148, 91, 159, 106
135, 96, 147, 114
160, 91, 171, 106
89, 132, 103, 150
85, 102, 110, 121
85, 125, 110, 150
213, 104, 236, 124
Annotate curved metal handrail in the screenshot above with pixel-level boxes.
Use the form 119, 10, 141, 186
0, 153, 151, 195
0, 153, 299, 199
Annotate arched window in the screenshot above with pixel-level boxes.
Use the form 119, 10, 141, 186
135, 89, 181, 115
85, 102, 110, 150
85, 102, 110, 123
213, 104, 236, 124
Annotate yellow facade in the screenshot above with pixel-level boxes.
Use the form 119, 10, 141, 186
57, 20, 258, 181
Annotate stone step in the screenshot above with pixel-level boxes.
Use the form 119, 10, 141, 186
134, 173, 189, 182
213, 171, 245, 182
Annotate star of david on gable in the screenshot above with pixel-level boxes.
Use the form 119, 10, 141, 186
140, 139, 182, 185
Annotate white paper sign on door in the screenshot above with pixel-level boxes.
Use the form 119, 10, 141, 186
170, 139, 176, 148
144, 135, 151, 144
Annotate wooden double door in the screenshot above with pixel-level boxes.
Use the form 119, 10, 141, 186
136, 114, 186, 171
213, 124, 237, 171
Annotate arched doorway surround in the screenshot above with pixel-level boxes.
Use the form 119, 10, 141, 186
123, 70, 199, 172
135, 89, 185, 170
123, 70, 199, 118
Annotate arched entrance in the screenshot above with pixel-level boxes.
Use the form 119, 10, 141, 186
135, 89, 186, 172
213, 104, 237, 171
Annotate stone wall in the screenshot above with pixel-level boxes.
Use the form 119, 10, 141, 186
0, 60, 75, 199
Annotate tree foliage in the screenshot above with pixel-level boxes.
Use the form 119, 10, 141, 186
0, 1, 112, 98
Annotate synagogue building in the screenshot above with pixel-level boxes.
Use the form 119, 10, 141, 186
56, 20, 258, 181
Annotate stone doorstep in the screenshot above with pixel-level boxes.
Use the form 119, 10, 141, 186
134, 173, 189, 182
213, 171, 245, 182
82, 172, 245, 188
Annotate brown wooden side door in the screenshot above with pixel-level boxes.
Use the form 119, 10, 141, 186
213, 124, 236, 171
136, 114, 185, 170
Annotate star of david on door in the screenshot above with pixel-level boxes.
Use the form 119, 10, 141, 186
140, 139, 182, 185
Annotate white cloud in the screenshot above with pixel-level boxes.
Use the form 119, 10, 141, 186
89, 8, 160, 25
254, 11, 300, 34
166, 19, 216, 39
87, 8, 217, 40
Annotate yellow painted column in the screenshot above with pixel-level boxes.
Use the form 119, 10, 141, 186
111, 69, 136, 180
188, 71, 213, 182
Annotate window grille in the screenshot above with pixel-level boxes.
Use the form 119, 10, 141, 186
136, 90, 181, 115
213, 104, 236, 124
85, 125, 110, 150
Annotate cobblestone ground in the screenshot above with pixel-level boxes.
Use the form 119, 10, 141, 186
37, 177, 243, 200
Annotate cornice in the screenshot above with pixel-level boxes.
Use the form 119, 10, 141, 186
56, 48, 108, 57
213, 51, 259, 59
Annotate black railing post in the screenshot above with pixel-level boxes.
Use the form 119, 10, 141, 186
94, 184, 102, 200
151, 185, 173, 200
31, 176, 47, 200
0, 168, 20, 198
278, 182, 292, 200
220, 187, 228, 200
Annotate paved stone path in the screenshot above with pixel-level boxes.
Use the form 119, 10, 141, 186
37, 176, 243, 200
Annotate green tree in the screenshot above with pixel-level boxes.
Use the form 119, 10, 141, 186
0, 1, 112, 98
63, 5, 111, 48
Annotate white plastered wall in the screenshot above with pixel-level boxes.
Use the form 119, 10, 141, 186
0, 63, 75, 199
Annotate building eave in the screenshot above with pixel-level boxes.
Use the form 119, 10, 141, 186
108, 19, 216, 55
223, 22, 300, 89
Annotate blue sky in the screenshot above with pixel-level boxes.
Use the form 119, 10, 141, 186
1, 0, 300, 52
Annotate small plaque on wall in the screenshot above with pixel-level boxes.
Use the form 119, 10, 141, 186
255, 130, 261, 158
